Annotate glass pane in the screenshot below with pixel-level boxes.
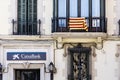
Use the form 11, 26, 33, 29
15, 69, 40, 80
92, 19, 100, 27
28, 0, 33, 22
81, 0, 89, 17
58, 0, 66, 17
33, 0, 37, 22
59, 19, 66, 27
70, 0, 77, 17
18, 0, 26, 23
92, 0, 100, 17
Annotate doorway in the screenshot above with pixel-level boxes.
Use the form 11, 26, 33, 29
15, 69, 40, 80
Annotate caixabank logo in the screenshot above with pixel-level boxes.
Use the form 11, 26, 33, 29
7, 52, 46, 60
13, 54, 20, 60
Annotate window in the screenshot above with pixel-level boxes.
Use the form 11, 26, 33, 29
17, 0, 37, 35
15, 69, 40, 80
68, 44, 91, 80
52, 0, 106, 32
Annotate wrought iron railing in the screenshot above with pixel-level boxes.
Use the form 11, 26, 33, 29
12, 19, 41, 35
118, 19, 120, 35
52, 17, 107, 32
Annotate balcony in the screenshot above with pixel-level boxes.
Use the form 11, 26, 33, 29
12, 19, 41, 35
52, 17, 107, 33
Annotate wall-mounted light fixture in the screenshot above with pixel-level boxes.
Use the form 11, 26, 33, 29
0, 63, 2, 80
0, 63, 2, 73
48, 62, 56, 80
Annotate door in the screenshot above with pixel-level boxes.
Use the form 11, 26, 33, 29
15, 69, 40, 80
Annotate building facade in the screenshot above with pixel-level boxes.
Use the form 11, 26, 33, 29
0, 0, 120, 80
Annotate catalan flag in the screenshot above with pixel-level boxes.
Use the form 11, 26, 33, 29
69, 17, 88, 31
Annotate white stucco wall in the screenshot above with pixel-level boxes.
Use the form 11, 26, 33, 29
43, 0, 53, 35
94, 41, 120, 80
54, 49, 67, 80
106, 0, 116, 35
0, 0, 11, 34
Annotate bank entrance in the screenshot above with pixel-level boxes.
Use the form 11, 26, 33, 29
15, 69, 40, 80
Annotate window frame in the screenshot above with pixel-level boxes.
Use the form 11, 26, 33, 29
17, 0, 38, 35
52, 0, 106, 32
12, 0, 43, 35
68, 44, 91, 80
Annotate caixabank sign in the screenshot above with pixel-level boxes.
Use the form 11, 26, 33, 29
7, 52, 46, 60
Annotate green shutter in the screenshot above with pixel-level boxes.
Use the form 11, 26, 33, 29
17, 0, 37, 35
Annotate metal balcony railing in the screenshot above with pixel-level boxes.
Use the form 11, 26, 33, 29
118, 19, 120, 35
52, 17, 107, 33
12, 19, 41, 35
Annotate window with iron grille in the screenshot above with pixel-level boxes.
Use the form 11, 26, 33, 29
52, 0, 106, 32
68, 44, 91, 80
16, 0, 37, 35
